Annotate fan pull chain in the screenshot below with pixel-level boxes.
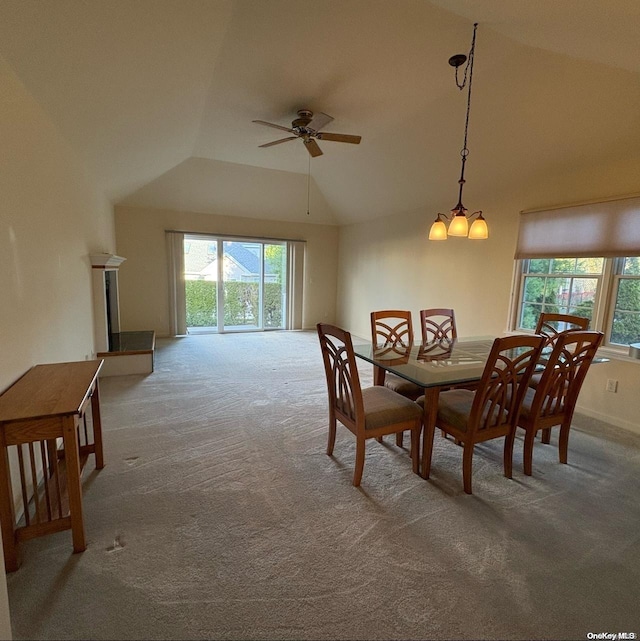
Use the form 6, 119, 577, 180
306, 155, 311, 216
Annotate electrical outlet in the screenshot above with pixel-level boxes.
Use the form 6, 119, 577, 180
606, 379, 618, 393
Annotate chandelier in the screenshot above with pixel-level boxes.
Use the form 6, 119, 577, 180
429, 23, 488, 241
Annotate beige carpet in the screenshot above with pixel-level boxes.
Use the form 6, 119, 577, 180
6, 330, 640, 640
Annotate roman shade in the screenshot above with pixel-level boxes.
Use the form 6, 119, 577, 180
515, 195, 640, 259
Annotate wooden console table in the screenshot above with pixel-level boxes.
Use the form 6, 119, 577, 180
0, 360, 104, 572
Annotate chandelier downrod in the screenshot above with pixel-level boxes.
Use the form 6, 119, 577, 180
453, 22, 476, 214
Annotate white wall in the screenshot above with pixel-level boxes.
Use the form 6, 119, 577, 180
0, 56, 115, 636
336, 161, 640, 435
337, 201, 519, 340
114, 205, 339, 334
0, 57, 115, 374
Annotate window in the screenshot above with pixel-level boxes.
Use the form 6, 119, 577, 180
514, 196, 640, 351
518, 258, 603, 330
514, 256, 640, 349
610, 257, 640, 346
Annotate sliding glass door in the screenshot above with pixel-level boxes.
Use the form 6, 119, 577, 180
184, 235, 287, 333
263, 242, 287, 329
222, 240, 260, 331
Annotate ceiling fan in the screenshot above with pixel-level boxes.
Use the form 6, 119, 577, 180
252, 109, 361, 157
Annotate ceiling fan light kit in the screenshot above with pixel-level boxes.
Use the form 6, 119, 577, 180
429, 22, 489, 241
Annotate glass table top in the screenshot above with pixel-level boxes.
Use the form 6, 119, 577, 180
352, 335, 609, 390
352, 336, 497, 389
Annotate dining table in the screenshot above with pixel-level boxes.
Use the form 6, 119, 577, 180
352, 334, 608, 477
353, 335, 497, 475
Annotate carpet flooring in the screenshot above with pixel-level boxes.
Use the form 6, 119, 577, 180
6, 330, 640, 640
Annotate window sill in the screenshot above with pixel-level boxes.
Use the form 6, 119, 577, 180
597, 346, 640, 364
504, 330, 640, 364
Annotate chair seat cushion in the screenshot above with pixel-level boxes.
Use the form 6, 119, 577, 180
362, 386, 422, 430
417, 387, 509, 432
519, 384, 567, 421
437, 389, 475, 433
519, 386, 536, 420
384, 373, 423, 400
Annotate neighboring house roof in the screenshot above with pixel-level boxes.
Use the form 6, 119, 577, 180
185, 239, 273, 277
223, 243, 261, 274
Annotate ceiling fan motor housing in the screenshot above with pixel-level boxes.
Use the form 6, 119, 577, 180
292, 109, 313, 131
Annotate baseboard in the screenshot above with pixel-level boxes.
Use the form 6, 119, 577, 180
575, 405, 640, 436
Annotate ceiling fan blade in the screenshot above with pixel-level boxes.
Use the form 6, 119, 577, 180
307, 112, 333, 132
316, 132, 362, 144
259, 137, 298, 148
252, 120, 295, 134
304, 138, 323, 157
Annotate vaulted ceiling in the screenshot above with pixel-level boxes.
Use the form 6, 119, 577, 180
1, 0, 639, 225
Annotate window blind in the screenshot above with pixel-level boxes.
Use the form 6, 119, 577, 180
515, 195, 640, 258
287, 241, 305, 330
166, 231, 187, 336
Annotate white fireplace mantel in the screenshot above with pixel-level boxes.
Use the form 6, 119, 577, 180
90, 253, 126, 269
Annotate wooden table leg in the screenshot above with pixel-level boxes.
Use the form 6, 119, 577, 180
373, 365, 385, 387
420, 387, 440, 479
90, 380, 104, 470
0, 431, 20, 572
62, 416, 86, 553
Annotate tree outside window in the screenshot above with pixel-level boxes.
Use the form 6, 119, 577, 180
611, 257, 640, 346
519, 258, 602, 331
516, 256, 640, 348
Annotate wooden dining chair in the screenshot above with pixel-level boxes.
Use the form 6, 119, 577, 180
515, 330, 603, 476
420, 307, 475, 401
535, 312, 590, 348
370, 310, 423, 400
317, 323, 422, 487
370, 310, 423, 448
420, 334, 544, 494
529, 312, 590, 390
419, 308, 457, 344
